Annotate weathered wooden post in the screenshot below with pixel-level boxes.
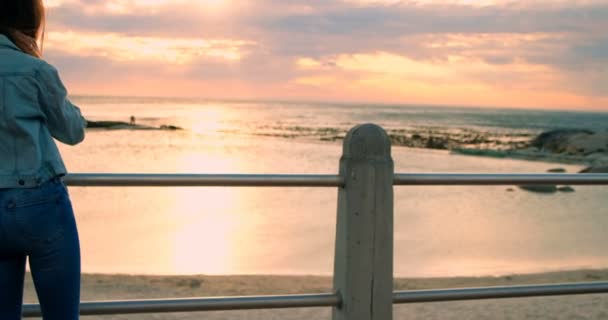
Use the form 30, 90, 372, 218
333, 124, 394, 320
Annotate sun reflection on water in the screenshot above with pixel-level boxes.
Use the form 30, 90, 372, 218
166, 151, 249, 274
171, 187, 242, 274
189, 108, 229, 135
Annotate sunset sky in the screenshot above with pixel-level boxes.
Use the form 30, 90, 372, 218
43, 0, 608, 110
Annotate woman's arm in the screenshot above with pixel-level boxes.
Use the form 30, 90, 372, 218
36, 62, 86, 145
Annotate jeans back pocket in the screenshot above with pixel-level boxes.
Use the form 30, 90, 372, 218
10, 185, 67, 245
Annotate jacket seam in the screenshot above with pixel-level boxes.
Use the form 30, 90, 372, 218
1, 78, 17, 174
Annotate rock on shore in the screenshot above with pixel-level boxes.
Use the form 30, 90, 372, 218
579, 166, 608, 173
86, 120, 183, 131
527, 129, 608, 168
531, 129, 607, 155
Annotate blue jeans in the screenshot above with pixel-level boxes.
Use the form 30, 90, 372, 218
0, 178, 80, 320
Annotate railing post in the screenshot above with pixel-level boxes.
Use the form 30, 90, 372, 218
333, 124, 394, 320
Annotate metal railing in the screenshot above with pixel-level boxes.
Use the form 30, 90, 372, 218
23, 293, 341, 317
62, 173, 608, 187
63, 173, 343, 187
23, 124, 608, 319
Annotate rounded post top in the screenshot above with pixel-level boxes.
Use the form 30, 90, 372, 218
342, 123, 392, 160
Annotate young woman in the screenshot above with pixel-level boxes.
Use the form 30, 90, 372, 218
0, 1, 86, 319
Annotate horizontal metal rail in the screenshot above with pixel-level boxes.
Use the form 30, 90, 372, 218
22, 282, 608, 317
64, 174, 343, 187
63, 173, 608, 187
394, 173, 608, 186
394, 281, 608, 303
22, 293, 340, 317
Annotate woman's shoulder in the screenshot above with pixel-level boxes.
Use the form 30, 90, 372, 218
0, 53, 60, 82
33, 61, 68, 94
0, 48, 66, 93
33, 60, 61, 80
0, 50, 41, 74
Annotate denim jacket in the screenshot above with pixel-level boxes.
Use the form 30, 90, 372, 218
0, 34, 86, 188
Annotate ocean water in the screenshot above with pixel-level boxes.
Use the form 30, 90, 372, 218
57, 97, 608, 277
74, 96, 608, 135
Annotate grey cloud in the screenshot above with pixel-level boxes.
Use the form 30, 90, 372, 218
572, 40, 608, 61
47, 1, 608, 38
260, 2, 608, 36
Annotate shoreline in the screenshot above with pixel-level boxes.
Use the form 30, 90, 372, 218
23, 268, 608, 300
22, 269, 608, 319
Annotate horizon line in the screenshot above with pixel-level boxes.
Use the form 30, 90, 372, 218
69, 94, 608, 114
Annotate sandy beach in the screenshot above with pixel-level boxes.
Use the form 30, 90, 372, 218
23, 269, 608, 319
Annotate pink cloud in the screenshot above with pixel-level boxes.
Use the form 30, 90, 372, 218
41, 0, 608, 109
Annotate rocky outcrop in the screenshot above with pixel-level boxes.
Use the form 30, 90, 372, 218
518, 185, 558, 193
246, 125, 608, 167
557, 186, 575, 192
160, 125, 182, 131
86, 120, 183, 131
388, 134, 452, 150
530, 129, 607, 155
517, 185, 576, 194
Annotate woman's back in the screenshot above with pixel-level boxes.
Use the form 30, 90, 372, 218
0, 33, 86, 189
1, 1, 85, 319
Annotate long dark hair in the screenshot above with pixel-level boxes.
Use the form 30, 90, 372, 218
0, 0, 45, 58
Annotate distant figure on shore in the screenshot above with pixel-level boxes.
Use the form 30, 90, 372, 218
130, 115, 136, 125
0, 1, 86, 319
